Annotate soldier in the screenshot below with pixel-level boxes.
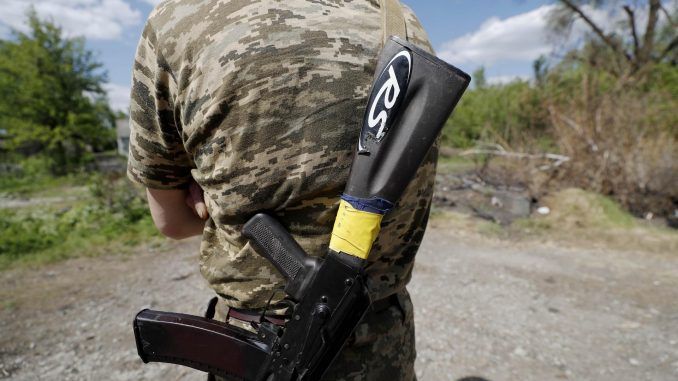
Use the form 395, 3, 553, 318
127, 0, 437, 379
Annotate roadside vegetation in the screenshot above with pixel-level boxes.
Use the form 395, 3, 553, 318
431, 188, 678, 254
441, 0, 677, 221
0, 13, 158, 269
1, 2, 676, 269
0, 11, 117, 174
0, 173, 158, 270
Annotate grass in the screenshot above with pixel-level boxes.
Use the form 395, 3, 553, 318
0, 173, 160, 270
517, 188, 637, 231
2, 299, 18, 312
0, 208, 159, 270
430, 188, 678, 254
0, 173, 91, 198
436, 154, 476, 174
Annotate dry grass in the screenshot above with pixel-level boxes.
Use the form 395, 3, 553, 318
431, 188, 678, 254
546, 74, 677, 217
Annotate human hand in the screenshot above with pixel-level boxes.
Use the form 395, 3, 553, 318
185, 180, 209, 220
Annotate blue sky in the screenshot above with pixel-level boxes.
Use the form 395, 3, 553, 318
1, 0, 579, 111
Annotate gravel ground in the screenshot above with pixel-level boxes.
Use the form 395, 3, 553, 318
1, 222, 677, 381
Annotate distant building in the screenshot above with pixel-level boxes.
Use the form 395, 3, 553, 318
116, 118, 130, 156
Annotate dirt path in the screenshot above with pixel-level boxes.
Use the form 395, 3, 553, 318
1, 224, 677, 381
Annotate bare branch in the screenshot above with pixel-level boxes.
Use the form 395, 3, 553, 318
623, 5, 640, 61
559, 0, 632, 62
638, 0, 661, 65
460, 146, 571, 171
659, 2, 677, 28
658, 35, 678, 62
548, 106, 599, 152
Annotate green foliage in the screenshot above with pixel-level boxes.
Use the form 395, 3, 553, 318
0, 210, 57, 255
17, 155, 54, 178
533, 55, 549, 85
0, 155, 98, 198
439, 1, 676, 217
436, 155, 476, 173
0, 175, 157, 269
472, 67, 487, 89
0, 171, 88, 197
442, 79, 549, 148
88, 173, 152, 223
0, 11, 116, 174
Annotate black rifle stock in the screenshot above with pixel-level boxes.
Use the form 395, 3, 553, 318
133, 36, 470, 381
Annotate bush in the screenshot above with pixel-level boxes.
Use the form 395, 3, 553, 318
443, 75, 550, 149
0, 168, 88, 197
88, 173, 150, 223
0, 175, 157, 268
545, 62, 677, 216
0, 210, 59, 256
537, 188, 636, 230
439, 59, 677, 219
18, 155, 54, 178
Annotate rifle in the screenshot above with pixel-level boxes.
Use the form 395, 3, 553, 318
133, 36, 470, 381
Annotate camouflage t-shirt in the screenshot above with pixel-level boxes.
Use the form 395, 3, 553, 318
128, 0, 437, 309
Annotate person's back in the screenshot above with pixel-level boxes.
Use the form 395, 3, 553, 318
128, 0, 436, 379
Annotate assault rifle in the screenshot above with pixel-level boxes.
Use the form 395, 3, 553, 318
133, 36, 470, 381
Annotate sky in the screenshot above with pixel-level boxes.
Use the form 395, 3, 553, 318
0, 0, 625, 112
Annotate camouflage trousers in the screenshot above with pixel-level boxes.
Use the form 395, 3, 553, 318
213, 288, 417, 381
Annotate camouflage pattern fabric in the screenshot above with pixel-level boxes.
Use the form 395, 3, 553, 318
128, 1, 434, 379
322, 289, 417, 381
128, 0, 436, 308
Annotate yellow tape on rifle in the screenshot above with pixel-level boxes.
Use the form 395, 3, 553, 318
329, 200, 383, 260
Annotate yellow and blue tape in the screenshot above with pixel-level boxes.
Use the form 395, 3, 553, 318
328, 195, 394, 260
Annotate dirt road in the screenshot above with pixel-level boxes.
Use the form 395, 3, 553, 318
1, 222, 677, 381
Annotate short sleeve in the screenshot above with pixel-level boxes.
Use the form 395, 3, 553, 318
127, 20, 192, 189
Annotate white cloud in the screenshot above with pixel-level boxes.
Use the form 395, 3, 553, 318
438, 4, 621, 68
439, 5, 556, 66
0, 0, 141, 40
104, 83, 131, 113
142, 0, 163, 5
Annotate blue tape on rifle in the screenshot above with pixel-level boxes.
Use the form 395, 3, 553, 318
340, 194, 394, 215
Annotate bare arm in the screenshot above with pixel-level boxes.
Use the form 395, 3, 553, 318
146, 183, 208, 240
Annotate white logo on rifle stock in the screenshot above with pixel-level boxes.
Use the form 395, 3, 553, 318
361, 51, 412, 151
368, 65, 401, 139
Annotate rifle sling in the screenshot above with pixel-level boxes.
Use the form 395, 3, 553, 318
380, 0, 407, 44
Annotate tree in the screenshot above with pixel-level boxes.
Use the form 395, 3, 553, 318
533, 55, 549, 86
549, 0, 677, 76
0, 11, 116, 174
541, 1, 677, 217
472, 67, 487, 89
